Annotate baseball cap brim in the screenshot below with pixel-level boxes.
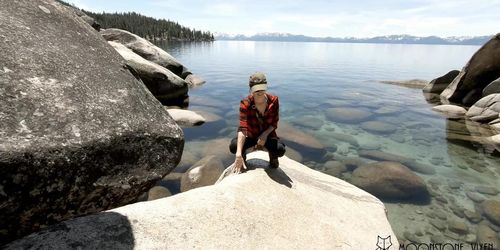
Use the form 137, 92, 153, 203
250, 84, 267, 93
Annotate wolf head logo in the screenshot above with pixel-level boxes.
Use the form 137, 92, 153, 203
376, 235, 392, 250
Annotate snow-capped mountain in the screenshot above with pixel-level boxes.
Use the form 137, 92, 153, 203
214, 33, 493, 45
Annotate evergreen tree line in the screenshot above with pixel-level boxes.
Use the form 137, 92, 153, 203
57, 0, 214, 41
85, 11, 214, 42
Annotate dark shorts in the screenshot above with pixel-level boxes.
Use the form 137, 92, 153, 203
229, 137, 286, 158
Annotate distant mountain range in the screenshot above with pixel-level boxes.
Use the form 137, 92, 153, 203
214, 32, 493, 45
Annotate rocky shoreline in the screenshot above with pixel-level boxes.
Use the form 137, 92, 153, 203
1, 0, 499, 248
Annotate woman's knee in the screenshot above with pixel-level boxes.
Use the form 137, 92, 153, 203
229, 137, 238, 154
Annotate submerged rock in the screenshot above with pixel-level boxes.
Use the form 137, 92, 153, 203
147, 186, 172, 201
0, 0, 183, 244
180, 155, 225, 192
482, 200, 500, 226
360, 121, 398, 134
7, 152, 399, 249
325, 107, 372, 123
350, 161, 429, 200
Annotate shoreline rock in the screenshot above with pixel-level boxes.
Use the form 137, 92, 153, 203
7, 152, 398, 249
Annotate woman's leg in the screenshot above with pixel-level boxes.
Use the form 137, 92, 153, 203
229, 137, 258, 161
264, 138, 286, 168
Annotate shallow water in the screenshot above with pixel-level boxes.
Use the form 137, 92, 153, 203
158, 41, 500, 245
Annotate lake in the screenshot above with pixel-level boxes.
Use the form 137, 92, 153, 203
159, 40, 500, 245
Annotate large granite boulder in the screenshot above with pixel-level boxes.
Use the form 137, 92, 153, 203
440, 34, 500, 106
0, 0, 183, 244
8, 152, 398, 249
466, 94, 500, 122
351, 161, 429, 200
423, 70, 460, 94
108, 41, 188, 103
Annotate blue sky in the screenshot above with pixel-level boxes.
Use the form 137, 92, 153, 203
65, 0, 500, 37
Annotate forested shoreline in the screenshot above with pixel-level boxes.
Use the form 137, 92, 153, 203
57, 0, 214, 41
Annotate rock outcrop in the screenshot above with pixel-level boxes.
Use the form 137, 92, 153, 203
108, 41, 188, 102
423, 70, 460, 94
466, 94, 500, 122
440, 34, 500, 106
0, 0, 183, 244
100, 28, 205, 88
7, 152, 398, 249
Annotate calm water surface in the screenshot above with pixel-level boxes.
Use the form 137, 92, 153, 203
159, 41, 500, 244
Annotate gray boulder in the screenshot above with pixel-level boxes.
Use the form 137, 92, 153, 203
483, 77, 500, 97
0, 0, 183, 244
7, 152, 399, 249
423, 70, 460, 94
101, 28, 187, 77
351, 161, 429, 200
466, 94, 500, 122
108, 41, 188, 103
440, 34, 500, 106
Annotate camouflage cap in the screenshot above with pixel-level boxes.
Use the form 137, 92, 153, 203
249, 72, 268, 93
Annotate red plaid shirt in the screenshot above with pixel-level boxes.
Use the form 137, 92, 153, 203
238, 93, 279, 139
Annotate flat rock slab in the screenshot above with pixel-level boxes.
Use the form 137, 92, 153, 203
8, 152, 398, 249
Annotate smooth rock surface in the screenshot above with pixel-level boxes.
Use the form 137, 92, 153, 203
351, 161, 429, 200
483, 77, 500, 97
147, 186, 172, 201
167, 108, 205, 127
325, 107, 372, 123
7, 152, 398, 249
360, 121, 398, 134
109, 41, 188, 102
431, 104, 467, 118
482, 200, 500, 226
0, 0, 183, 244
466, 94, 500, 122
423, 70, 460, 94
101, 28, 186, 77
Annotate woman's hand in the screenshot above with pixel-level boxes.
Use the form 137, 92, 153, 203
257, 134, 267, 147
233, 155, 247, 174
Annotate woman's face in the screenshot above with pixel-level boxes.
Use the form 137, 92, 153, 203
252, 90, 266, 100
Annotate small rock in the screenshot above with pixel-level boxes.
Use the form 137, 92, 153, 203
476, 186, 500, 196
466, 191, 486, 203
430, 219, 446, 230
482, 200, 500, 226
448, 220, 469, 234
464, 209, 482, 223
147, 186, 172, 201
